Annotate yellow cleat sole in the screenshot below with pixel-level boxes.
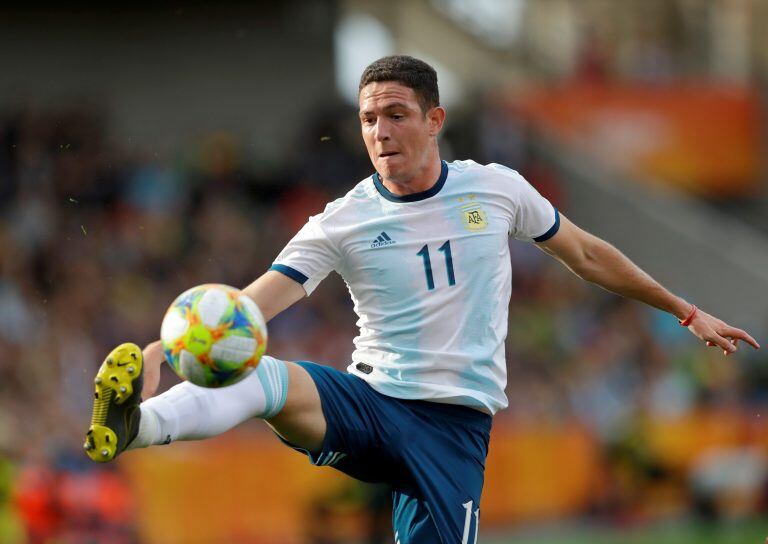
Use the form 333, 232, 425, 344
84, 342, 143, 462
85, 424, 118, 461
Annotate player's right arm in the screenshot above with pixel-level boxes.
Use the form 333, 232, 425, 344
241, 269, 308, 322
141, 270, 306, 399
141, 196, 339, 399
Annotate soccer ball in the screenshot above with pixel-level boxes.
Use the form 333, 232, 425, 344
160, 284, 267, 387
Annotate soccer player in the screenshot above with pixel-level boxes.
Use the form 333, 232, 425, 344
84, 55, 759, 543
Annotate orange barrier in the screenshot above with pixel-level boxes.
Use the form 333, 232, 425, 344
120, 428, 348, 544
642, 409, 749, 470
119, 424, 601, 542
119, 410, 768, 542
482, 422, 600, 523
514, 83, 762, 197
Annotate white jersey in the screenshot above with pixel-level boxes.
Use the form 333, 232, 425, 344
271, 160, 559, 414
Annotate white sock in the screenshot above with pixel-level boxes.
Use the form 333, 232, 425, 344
128, 355, 289, 449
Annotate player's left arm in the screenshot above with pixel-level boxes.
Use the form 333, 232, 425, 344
536, 212, 760, 355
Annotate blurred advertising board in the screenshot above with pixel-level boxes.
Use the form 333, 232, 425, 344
118, 410, 768, 542
514, 84, 762, 197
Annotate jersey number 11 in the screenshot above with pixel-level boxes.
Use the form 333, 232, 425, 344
416, 240, 456, 290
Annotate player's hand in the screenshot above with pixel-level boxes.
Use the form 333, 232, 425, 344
141, 340, 166, 399
685, 308, 760, 356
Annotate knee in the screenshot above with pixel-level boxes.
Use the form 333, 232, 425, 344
279, 362, 323, 416
267, 362, 326, 451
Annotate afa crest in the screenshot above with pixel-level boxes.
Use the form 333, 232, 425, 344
460, 203, 488, 231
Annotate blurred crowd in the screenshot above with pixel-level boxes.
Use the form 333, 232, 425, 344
1, 99, 767, 543
0, 102, 368, 542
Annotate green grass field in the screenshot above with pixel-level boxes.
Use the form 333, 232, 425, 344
484, 519, 768, 544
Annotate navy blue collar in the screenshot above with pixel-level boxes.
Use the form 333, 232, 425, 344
372, 160, 448, 203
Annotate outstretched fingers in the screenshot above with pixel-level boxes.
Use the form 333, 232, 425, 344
705, 328, 759, 356
721, 326, 760, 350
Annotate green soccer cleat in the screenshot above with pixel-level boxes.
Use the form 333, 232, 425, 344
84, 342, 143, 462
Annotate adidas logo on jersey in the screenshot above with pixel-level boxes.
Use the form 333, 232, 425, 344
370, 231, 395, 248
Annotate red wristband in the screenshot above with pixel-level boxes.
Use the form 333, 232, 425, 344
679, 304, 697, 327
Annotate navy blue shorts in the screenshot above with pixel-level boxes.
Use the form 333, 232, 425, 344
282, 362, 492, 544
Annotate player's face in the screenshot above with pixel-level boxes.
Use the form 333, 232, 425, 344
359, 81, 443, 185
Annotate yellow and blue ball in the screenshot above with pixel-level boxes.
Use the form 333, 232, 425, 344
160, 284, 267, 387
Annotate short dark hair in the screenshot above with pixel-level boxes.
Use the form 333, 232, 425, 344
359, 55, 440, 113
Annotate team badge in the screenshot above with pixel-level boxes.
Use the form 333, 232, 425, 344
460, 203, 488, 231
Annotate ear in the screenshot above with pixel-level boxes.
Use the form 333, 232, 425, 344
427, 106, 446, 136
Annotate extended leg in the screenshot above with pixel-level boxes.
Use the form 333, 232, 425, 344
131, 357, 326, 452
85, 344, 326, 461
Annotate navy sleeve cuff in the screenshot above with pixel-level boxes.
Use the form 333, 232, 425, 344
269, 264, 309, 284
533, 208, 560, 243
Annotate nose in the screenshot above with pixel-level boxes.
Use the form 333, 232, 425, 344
374, 118, 390, 142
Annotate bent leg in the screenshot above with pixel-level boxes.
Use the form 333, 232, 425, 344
392, 491, 442, 544
129, 356, 326, 453
395, 433, 486, 544
265, 361, 326, 452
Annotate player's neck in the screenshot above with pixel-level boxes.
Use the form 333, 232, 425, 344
381, 157, 443, 196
